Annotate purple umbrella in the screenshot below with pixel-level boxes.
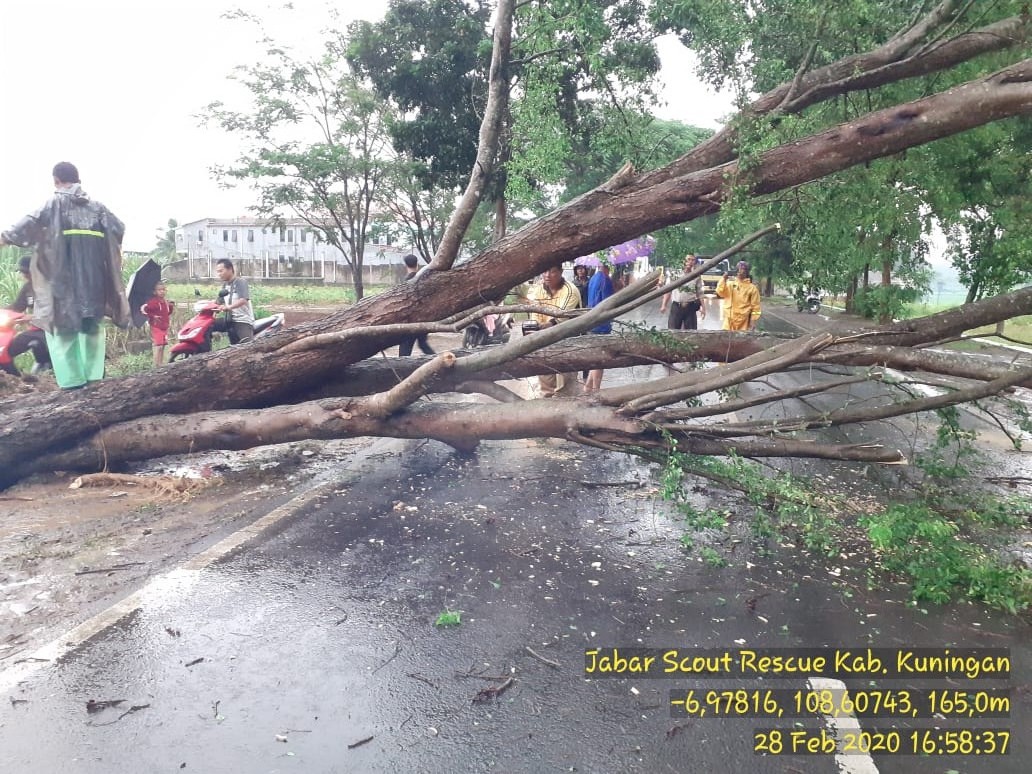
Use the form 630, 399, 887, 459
606, 235, 656, 264
574, 254, 603, 267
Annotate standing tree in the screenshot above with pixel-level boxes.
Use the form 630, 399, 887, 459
205, 22, 396, 299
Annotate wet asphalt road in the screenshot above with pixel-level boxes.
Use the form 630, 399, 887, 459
1, 300, 1029, 773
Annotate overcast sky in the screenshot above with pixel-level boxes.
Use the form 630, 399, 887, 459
0, 1, 735, 252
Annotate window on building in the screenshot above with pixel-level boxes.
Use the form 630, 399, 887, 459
287, 230, 294, 243
223, 229, 229, 242
231, 230, 238, 243
197, 230, 204, 243
279, 227, 286, 241
247, 229, 254, 242
300, 229, 307, 243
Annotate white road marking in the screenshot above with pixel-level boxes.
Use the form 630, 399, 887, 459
808, 676, 880, 774
0, 480, 338, 696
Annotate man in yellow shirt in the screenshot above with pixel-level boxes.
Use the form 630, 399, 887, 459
527, 264, 581, 396
715, 260, 761, 331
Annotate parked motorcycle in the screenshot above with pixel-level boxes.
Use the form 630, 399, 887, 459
462, 312, 513, 348
796, 291, 822, 314
169, 300, 221, 361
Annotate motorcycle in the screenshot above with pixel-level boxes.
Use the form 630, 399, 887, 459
0, 310, 50, 376
168, 300, 221, 361
462, 312, 513, 348
796, 292, 822, 314
169, 298, 286, 361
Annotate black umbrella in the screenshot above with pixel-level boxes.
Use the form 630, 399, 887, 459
126, 258, 163, 327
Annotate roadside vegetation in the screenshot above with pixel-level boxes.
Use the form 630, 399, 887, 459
663, 406, 1032, 614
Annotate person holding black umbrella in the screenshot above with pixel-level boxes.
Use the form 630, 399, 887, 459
0, 162, 129, 389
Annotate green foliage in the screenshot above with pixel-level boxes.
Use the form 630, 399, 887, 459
652, 1, 1031, 303
349, 0, 668, 230
661, 438, 1032, 612
913, 407, 980, 482
850, 283, 923, 322
0, 246, 28, 306
663, 450, 840, 557
924, 117, 1032, 301
347, 0, 492, 191
206, 15, 398, 299
434, 609, 463, 627
105, 351, 153, 378
150, 218, 180, 265
861, 501, 1032, 613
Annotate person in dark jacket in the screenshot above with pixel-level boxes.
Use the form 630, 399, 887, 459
397, 254, 435, 357
1, 162, 129, 389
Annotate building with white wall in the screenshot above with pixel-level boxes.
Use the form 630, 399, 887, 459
172, 216, 411, 283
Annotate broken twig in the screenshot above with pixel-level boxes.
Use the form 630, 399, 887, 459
472, 676, 515, 704
525, 646, 560, 669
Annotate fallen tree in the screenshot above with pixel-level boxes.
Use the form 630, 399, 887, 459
1, 0, 1031, 488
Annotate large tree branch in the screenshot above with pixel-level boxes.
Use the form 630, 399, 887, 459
429, 0, 514, 270
651, 8, 1029, 182
10, 392, 908, 482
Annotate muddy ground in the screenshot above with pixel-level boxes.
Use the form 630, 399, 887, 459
0, 303, 397, 663
0, 440, 371, 663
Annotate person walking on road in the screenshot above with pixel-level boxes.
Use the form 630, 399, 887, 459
0, 162, 129, 389
660, 254, 705, 330
715, 260, 761, 332
584, 262, 614, 393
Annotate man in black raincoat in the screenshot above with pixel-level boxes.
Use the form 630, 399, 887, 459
0, 162, 129, 389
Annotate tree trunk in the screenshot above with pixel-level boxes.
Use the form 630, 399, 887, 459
880, 258, 894, 324
2, 285, 1031, 486
352, 261, 365, 300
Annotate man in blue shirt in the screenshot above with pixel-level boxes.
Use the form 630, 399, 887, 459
584, 262, 614, 393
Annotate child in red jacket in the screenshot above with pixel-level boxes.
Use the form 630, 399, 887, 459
140, 283, 175, 366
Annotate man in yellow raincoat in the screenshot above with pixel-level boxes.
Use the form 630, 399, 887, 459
715, 260, 761, 331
